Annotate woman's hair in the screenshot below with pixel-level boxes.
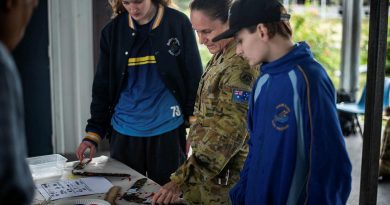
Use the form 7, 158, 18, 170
247, 7, 292, 39
108, 0, 176, 18
189, 0, 232, 23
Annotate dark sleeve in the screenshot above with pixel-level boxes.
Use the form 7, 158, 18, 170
180, 16, 203, 117
0, 63, 35, 205
305, 67, 352, 204
85, 23, 113, 140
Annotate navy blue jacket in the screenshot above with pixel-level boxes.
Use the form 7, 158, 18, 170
86, 6, 203, 139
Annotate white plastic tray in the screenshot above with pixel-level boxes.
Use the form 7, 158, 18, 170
27, 154, 67, 180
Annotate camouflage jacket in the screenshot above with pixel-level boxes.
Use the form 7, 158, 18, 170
170, 42, 259, 192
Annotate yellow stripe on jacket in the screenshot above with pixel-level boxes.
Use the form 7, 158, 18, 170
128, 56, 156, 66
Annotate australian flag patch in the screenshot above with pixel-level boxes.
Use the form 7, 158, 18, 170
232, 89, 251, 104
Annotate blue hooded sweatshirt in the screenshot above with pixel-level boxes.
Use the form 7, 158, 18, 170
230, 42, 352, 205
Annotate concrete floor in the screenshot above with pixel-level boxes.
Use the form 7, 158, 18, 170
345, 135, 390, 205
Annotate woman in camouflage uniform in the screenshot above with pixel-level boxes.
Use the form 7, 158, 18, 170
152, 0, 259, 204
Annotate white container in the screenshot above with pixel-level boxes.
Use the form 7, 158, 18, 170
27, 154, 67, 180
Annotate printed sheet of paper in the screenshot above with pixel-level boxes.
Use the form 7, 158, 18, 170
37, 177, 113, 200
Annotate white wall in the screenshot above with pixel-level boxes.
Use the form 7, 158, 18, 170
48, 0, 94, 154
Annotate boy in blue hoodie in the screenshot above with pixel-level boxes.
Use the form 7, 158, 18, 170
213, 0, 352, 204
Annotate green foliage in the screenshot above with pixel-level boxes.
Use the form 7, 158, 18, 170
175, 0, 191, 10
291, 11, 342, 87
198, 46, 212, 68
360, 19, 369, 69
358, 19, 390, 76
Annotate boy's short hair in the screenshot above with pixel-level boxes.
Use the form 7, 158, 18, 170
213, 0, 291, 42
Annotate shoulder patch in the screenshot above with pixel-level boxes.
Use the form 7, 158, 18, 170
240, 72, 254, 85
232, 88, 251, 104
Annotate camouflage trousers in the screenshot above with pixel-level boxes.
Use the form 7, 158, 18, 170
380, 120, 390, 175
183, 181, 233, 205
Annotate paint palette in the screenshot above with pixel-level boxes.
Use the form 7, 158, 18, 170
55, 198, 110, 205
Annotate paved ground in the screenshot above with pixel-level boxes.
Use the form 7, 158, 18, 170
345, 135, 390, 204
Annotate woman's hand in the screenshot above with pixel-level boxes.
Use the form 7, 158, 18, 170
152, 181, 182, 205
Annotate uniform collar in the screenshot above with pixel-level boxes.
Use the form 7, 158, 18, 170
128, 4, 165, 30
210, 41, 237, 66
222, 41, 238, 60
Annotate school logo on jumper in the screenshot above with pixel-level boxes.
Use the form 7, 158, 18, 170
167, 37, 181, 56
272, 103, 290, 131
